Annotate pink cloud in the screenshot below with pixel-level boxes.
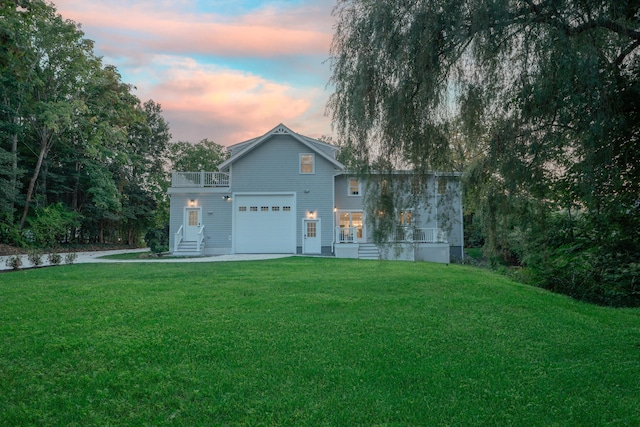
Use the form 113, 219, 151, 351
52, 0, 335, 145
133, 58, 331, 145
56, 1, 332, 59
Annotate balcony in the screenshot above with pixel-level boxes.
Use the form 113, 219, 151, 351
171, 171, 229, 188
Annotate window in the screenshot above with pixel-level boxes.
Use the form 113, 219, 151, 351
306, 221, 317, 238
300, 154, 314, 174
188, 210, 198, 226
438, 178, 447, 195
272, 206, 280, 212
399, 210, 412, 225
250, 206, 258, 212
348, 178, 361, 196
283, 206, 291, 212
239, 206, 247, 212
261, 206, 269, 212
339, 211, 363, 239
412, 175, 425, 195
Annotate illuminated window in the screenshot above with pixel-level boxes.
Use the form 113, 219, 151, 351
300, 154, 314, 174
188, 210, 198, 226
399, 210, 412, 225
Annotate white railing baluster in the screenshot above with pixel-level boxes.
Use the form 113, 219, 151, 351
197, 225, 205, 252
171, 171, 230, 188
174, 225, 183, 252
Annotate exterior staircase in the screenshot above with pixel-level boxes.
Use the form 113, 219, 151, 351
173, 241, 205, 257
358, 243, 379, 260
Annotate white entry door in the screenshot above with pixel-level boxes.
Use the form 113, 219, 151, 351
184, 208, 201, 241
303, 219, 321, 254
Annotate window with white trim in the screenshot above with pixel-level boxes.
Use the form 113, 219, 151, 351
300, 154, 314, 174
348, 178, 361, 196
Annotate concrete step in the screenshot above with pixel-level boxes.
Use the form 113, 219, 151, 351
358, 244, 379, 260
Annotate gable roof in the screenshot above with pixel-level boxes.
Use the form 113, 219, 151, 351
219, 123, 344, 171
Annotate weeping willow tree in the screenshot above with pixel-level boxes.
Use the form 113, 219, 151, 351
329, 0, 640, 305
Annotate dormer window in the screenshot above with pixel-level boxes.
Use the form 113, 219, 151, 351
300, 154, 314, 174
348, 178, 361, 196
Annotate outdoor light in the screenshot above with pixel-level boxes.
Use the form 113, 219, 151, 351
222, 195, 232, 202
189, 199, 196, 207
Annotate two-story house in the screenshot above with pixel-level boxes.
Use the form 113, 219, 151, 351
168, 123, 463, 262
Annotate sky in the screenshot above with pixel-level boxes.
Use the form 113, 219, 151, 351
53, 0, 337, 146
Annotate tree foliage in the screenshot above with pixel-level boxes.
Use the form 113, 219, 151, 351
329, 0, 640, 305
169, 138, 228, 172
0, 1, 173, 248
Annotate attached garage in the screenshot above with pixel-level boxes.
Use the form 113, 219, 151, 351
233, 193, 296, 253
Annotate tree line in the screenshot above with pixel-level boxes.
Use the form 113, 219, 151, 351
0, 1, 226, 251
329, 0, 639, 306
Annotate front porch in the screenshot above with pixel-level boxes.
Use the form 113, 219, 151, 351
334, 226, 450, 263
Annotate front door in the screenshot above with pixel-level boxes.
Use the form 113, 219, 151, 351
184, 208, 201, 241
303, 219, 321, 254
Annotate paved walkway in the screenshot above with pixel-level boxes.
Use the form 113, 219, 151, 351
0, 249, 292, 271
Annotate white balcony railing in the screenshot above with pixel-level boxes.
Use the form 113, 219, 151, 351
335, 226, 447, 244
397, 227, 447, 243
171, 171, 229, 188
335, 226, 358, 243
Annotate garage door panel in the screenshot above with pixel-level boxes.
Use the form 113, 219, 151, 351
234, 194, 295, 253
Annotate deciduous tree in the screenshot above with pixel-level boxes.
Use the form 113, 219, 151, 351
329, 0, 640, 305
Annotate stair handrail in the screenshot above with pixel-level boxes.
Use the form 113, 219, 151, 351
196, 225, 205, 252
174, 225, 183, 253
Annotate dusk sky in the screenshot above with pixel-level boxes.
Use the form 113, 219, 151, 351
53, 0, 337, 146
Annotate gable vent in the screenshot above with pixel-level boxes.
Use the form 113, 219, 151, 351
273, 126, 289, 134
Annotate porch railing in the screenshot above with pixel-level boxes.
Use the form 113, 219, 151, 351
196, 225, 205, 252
335, 226, 358, 243
174, 225, 183, 253
334, 226, 447, 244
395, 227, 447, 243
171, 171, 230, 188
173, 224, 206, 253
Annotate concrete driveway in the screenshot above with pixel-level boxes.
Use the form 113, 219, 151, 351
0, 249, 292, 271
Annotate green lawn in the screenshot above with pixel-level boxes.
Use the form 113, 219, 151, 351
1, 258, 638, 425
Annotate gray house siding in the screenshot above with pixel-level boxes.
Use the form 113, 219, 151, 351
168, 191, 233, 256
229, 134, 337, 254
334, 174, 365, 210
334, 173, 464, 261
168, 124, 463, 262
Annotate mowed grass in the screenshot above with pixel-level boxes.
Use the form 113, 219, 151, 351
0, 258, 638, 425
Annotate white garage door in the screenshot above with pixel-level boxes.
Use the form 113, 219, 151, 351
234, 194, 296, 253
